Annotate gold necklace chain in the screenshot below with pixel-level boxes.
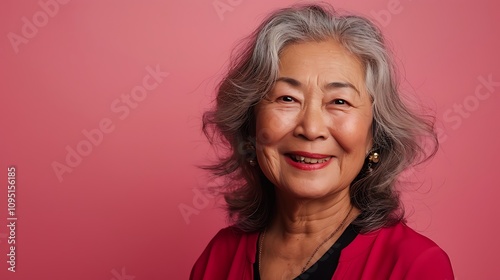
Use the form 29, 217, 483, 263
258, 205, 354, 276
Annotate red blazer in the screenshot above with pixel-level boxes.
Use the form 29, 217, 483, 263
190, 222, 454, 279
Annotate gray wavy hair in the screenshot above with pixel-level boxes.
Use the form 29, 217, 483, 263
202, 3, 438, 233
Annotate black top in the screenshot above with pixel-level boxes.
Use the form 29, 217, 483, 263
253, 223, 359, 280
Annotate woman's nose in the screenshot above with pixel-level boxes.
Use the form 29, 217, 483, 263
293, 104, 329, 141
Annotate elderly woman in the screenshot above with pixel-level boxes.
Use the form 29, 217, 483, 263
191, 4, 454, 280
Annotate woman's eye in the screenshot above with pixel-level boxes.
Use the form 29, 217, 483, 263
278, 96, 294, 102
331, 99, 348, 105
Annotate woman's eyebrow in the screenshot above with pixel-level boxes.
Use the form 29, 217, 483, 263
275, 76, 301, 87
326, 81, 360, 95
276, 77, 359, 95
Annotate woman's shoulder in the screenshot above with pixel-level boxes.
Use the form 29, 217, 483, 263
190, 226, 259, 280
208, 226, 257, 245
345, 221, 446, 255
360, 221, 450, 261
338, 221, 454, 279
198, 226, 258, 257
376, 221, 443, 251
379, 222, 454, 277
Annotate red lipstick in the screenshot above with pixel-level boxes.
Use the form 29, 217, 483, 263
288, 151, 331, 159
285, 151, 333, 171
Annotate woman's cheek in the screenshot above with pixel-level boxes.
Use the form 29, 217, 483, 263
333, 114, 372, 152
256, 109, 295, 145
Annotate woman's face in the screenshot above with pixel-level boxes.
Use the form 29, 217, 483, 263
254, 39, 373, 200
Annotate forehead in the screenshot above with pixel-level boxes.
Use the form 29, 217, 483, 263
277, 39, 365, 85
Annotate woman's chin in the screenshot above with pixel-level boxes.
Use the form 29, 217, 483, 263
276, 184, 346, 201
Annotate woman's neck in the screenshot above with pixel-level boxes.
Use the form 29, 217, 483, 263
269, 188, 359, 240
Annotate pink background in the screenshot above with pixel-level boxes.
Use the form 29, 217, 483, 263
1, 0, 499, 279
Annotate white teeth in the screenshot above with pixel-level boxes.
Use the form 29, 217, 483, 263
291, 155, 330, 164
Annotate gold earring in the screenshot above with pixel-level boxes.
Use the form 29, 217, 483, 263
368, 152, 379, 164
367, 151, 380, 173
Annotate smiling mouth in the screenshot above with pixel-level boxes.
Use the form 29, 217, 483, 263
288, 154, 332, 164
